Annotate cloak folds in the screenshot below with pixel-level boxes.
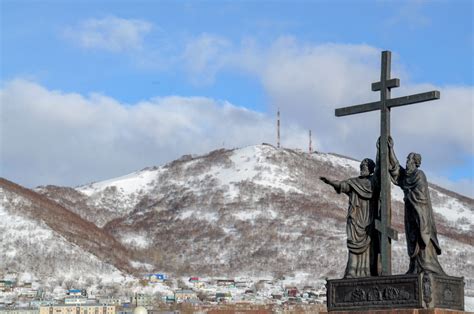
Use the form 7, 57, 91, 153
390, 165, 445, 275
336, 175, 378, 278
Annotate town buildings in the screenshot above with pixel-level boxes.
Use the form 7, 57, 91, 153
0, 274, 327, 313
39, 305, 115, 314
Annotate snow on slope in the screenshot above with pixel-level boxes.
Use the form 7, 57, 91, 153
312, 152, 360, 170
0, 189, 130, 286
74, 144, 472, 234
79, 168, 159, 197
76, 167, 162, 220
75, 145, 305, 223
188, 145, 303, 199
120, 232, 152, 249
429, 188, 473, 231
75, 146, 369, 217
0, 184, 178, 298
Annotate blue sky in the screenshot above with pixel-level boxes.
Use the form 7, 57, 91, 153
1, 0, 473, 196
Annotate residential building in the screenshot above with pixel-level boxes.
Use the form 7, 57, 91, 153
215, 292, 232, 303
19, 290, 38, 298
234, 281, 249, 289
174, 290, 197, 303
0, 281, 15, 292
285, 286, 299, 298
65, 298, 97, 306
39, 305, 115, 314
188, 278, 204, 288
30, 301, 58, 309
131, 294, 153, 307
0, 308, 38, 314
216, 280, 235, 287
188, 277, 199, 283
144, 274, 166, 283
66, 291, 85, 297
97, 298, 121, 306
164, 296, 175, 304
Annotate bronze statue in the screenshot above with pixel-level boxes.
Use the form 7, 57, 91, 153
320, 158, 379, 278
325, 51, 464, 312
387, 136, 445, 275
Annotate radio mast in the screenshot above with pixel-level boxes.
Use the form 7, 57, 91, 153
277, 108, 281, 149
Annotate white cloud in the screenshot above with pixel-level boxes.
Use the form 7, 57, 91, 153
3, 33, 473, 197
63, 16, 152, 52
0, 79, 307, 188
182, 33, 233, 85
179, 36, 474, 197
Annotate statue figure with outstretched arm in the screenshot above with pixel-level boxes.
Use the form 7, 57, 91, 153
320, 155, 380, 278
387, 136, 445, 275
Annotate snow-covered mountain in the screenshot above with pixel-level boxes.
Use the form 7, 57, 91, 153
2, 144, 473, 295
0, 178, 137, 285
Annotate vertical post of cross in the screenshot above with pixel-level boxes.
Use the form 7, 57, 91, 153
379, 51, 392, 275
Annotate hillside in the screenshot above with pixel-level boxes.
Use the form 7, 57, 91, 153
98, 145, 473, 278
3, 144, 473, 295
0, 178, 136, 285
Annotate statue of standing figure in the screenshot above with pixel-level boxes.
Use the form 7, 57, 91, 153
320, 135, 447, 277
387, 136, 445, 275
320, 157, 380, 278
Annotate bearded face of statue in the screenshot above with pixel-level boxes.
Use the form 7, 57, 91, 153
406, 154, 417, 174
360, 160, 371, 177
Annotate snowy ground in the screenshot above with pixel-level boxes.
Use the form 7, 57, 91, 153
465, 296, 474, 311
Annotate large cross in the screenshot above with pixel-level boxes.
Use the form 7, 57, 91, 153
334, 51, 440, 275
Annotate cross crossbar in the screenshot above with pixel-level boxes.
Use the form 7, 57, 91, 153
387, 90, 440, 109
375, 219, 399, 241
335, 90, 440, 117
335, 101, 380, 117
372, 78, 400, 91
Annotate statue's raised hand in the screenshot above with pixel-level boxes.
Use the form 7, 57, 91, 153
387, 136, 394, 148
320, 176, 329, 184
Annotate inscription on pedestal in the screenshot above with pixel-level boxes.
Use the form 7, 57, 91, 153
326, 274, 465, 312
328, 275, 421, 311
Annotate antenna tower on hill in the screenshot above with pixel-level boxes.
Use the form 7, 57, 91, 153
277, 108, 281, 148
309, 130, 312, 153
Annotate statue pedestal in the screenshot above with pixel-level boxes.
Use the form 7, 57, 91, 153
324, 309, 466, 314
326, 274, 465, 312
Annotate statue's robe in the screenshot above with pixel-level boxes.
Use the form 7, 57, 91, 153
335, 175, 378, 278
390, 165, 445, 275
